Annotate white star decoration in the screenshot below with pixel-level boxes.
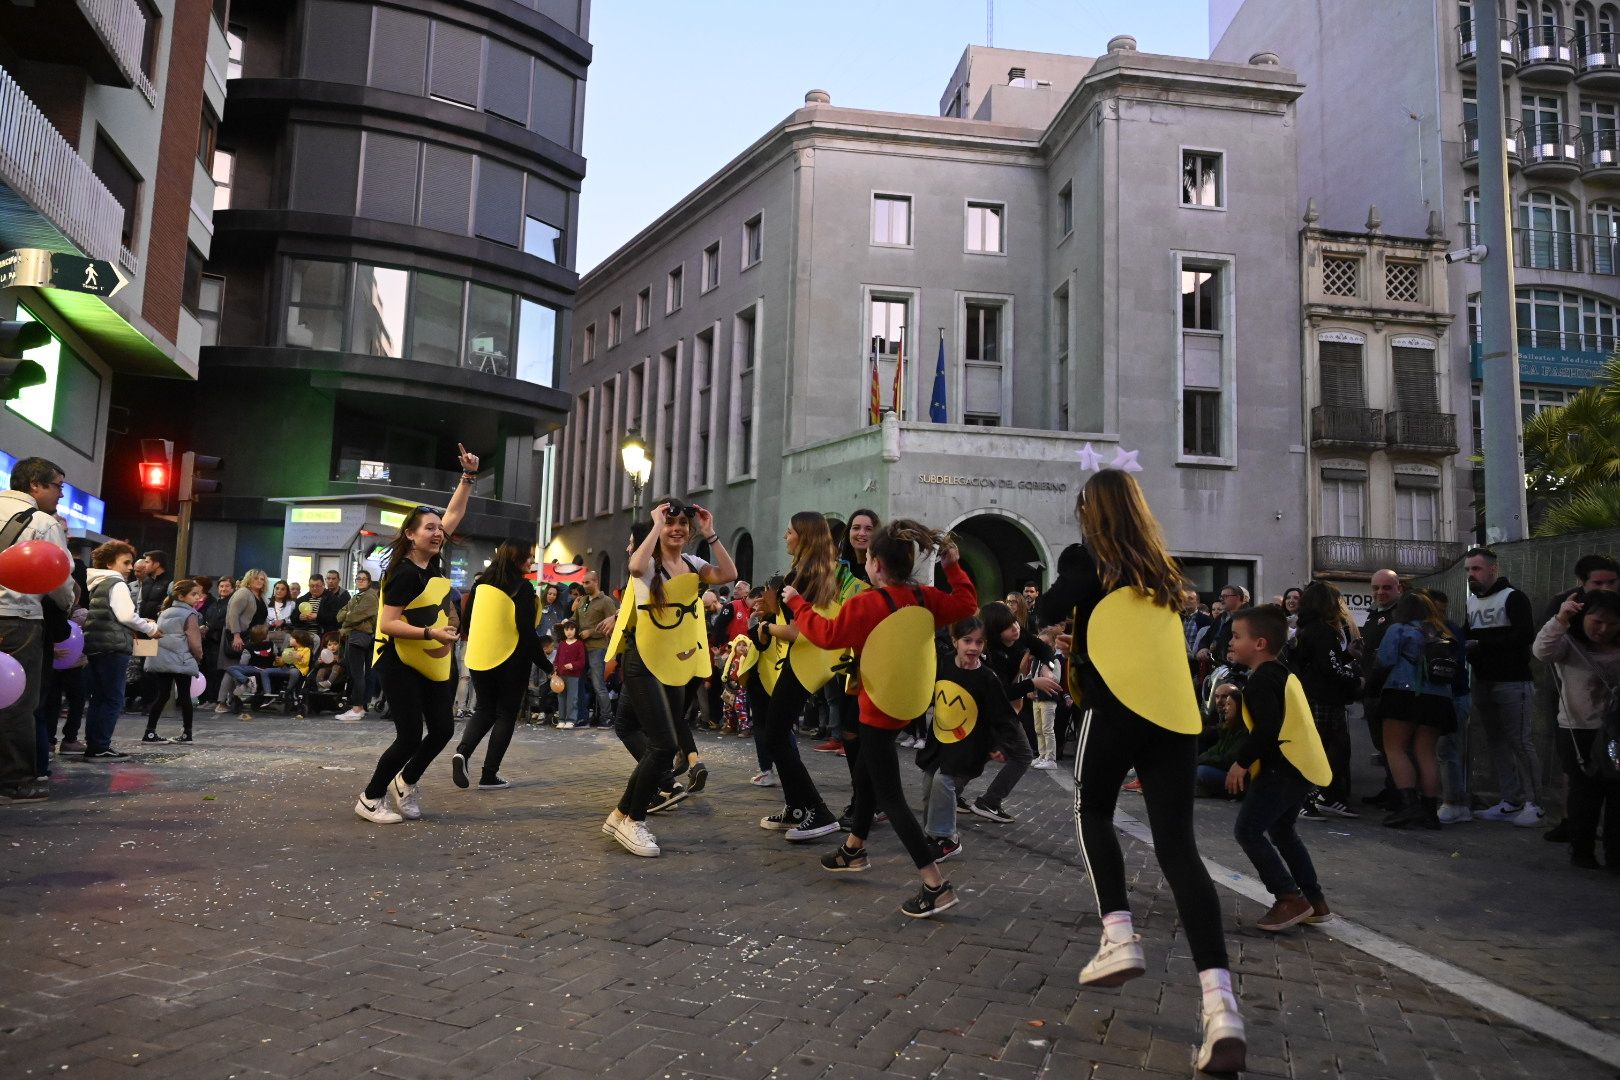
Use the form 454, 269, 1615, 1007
1075, 443, 1143, 473
1109, 446, 1143, 473
1076, 442, 1104, 471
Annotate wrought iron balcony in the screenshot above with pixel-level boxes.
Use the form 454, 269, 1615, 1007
0, 64, 124, 263
1576, 31, 1620, 90
1313, 536, 1466, 577
1387, 411, 1459, 454
1521, 122, 1582, 178
1517, 22, 1576, 81
1460, 118, 1523, 170
1311, 405, 1385, 449
1457, 18, 1519, 71
1580, 126, 1620, 183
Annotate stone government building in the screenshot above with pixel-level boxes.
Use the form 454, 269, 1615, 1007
550, 38, 1314, 602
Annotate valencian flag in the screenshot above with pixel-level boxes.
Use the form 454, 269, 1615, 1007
868, 343, 883, 425
890, 331, 905, 418
929, 329, 947, 423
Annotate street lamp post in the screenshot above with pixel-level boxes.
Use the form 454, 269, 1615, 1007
620, 430, 651, 520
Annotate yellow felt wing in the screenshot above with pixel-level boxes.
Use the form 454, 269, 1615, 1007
1240, 673, 1333, 787
635, 572, 711, 684
605, 580, 635, 660
1088, 588, 1201, 734
465, 584, 517, 672
376, 576, 454, 682
757, 615, 789, 695
931, 679, 979, 744
789, 599, 847, 693
858, 605, 937, 721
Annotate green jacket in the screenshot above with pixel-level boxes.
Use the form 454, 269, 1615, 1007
338, 587, 378, 637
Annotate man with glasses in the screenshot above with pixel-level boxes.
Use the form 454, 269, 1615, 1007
0, 458, 76, 801
1198, 584, 1251, 672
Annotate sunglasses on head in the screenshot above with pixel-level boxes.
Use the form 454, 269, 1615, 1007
414, 505, 441, 517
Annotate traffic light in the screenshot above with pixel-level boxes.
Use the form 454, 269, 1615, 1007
178, 451, 221, 503
0, 320, 49, 401
138, 438, 173, 513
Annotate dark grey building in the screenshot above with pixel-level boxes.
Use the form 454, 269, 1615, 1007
109, 0, 588, 588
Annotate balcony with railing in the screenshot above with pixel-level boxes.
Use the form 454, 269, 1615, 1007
0, 65, 124, 263
1581, 127, 1620, 183
0, 0, 147, 90
1311, 405, 1385, 449
1472, 225, 1620, 276
1576, 31, 1620, 89
1517, 23, 1576, 81
1314, 536, 1466, 577
1387, 411, 1459, 454
1521, 122, 1582, 178
1460, 118, 1523, 170
1458, 18, 1519, 71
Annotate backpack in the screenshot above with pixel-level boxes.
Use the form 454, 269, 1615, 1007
1420, 635, 1461, 689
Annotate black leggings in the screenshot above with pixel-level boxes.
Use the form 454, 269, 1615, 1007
145, 674, 195, 734
616, 645, 685, 821
365, 660, 456, 800
848, 721, 937, 869
831, 684, 862, 785
760, 666, 830, 815
458, 659, 528, 781
1312, 702, 1352, 805
1073, 701, 1230, 972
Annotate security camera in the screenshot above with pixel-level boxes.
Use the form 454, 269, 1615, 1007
1445, 244, 1487, 263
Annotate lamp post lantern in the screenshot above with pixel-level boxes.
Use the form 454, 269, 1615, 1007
620, 430, 651, 520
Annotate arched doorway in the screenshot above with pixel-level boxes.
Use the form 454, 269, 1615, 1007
948, 512, 1048, 603
598, 552, 612, 586
732, 530, 754, 582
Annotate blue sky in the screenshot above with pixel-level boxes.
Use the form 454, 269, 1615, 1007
576, 1, 1211, 273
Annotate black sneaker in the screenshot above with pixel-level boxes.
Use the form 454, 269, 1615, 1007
141, 730, 164, 743
649, 783, 688, 813
956, 794, 972, 814
176, 732, 193, 743
687, 761, 709, 793
760, 807, 804, 831
934, 836, 962, 862
786, 805, 841, 842
900, 880, 959, 919
1545, 818, 1572, 842
972, 798, 1014, 824
820, 844, 869, 873
84, 748, 128, 760
477, 776, 511, 791
451, 753, 470, 789
1316, 799, 1359, 819
0, 783, 49, 802
1299, 801, 1327, 821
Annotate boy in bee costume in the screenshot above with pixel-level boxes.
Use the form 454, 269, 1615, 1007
602, 501, 737, 859
784, 520, 978, 919
917, 614, 1011, 861
356, 445, 480, 826
1035, 470, 1245, 1075
1222, 604, 1334, 932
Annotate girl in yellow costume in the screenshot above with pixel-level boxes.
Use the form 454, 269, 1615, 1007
451, 538, 551, 790
1033, 469, 1245, 1075
355, 444, 480, 825
602, 500, 736, 859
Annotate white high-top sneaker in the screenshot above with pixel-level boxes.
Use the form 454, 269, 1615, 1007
1078, 931, 1145, 988
1195, 993, 1246, 1073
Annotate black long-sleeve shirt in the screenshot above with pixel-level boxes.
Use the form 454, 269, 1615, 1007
1466, 577, 1536, 683
1233, 658, 1297, 778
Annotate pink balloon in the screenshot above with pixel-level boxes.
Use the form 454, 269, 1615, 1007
189, 673, 206, 699
0, 652, 25, 710
52, 622, 84, 670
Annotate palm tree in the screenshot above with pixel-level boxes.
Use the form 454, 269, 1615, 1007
1523, 356, 1620, 536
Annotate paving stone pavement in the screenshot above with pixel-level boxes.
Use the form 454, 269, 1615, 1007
0, 713, 1614, 1080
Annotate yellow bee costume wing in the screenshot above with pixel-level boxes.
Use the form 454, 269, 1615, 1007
375, 575, 454, 681
634, 571, 710, 685
465, 584, 517, 672
1088, 588, 1201, 734
1242, 672, 1333, 787
931, 679, 978, 744
605, 580, 635, 661
789, 599, 847, 693
859, 602, 937, 721
757, 613, 789, 695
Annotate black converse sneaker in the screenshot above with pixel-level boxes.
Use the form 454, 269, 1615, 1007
451, 753, 470, 789
900, 880, 959, 919
759, 807, 804, 831
785, 805, 840, 842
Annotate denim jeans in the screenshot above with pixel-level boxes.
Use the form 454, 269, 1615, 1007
343, 634, 373, 708
558, 676, 579, 725
921, 769, 962, 839
1473, 679, 1538, 805
0, 617, 43, 788
1438, 693, 1471, 804
584, 648, 609, 724
1195, 763, 1230, 797
84, 652, 131, 752
978, 710, 1033, 807
1233, 766, 1322, 901
222, 665, 271, 699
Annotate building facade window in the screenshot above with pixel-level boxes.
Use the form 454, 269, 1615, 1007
731, 305, 758, 478
868, 295, 910, 419
666, 265, 684, 314
211, 148, 234, 211
197, 275, 225, 346
607, 306, 622, 346
197, 105, 219, 169
962, 301, 1005, 425
702, 242, 721, 292
409, 272, 463, 367
226, 27, 243, 79
523, 215, 564, 263
1317, 334, 1366, 406
655, 346, 679, 496
622, 362, 646, 506
595, 378, 618, 515
351, 265, 410, 357
1593, 200, 1620, 274
1058, 182, 1073, 237
965, 201, 1005, 253
1519, 190, 1577, 270
635, 288, 650, 331
570, 388, 591, 521
582, 323, 596, 364
1177, 258, 1232, 462
181, 245, 207, 314
140, 1, 162, 79
742, 214, 763, 268
1322, 255, 1361, 298
1181, 150, 1224, 208
1395, 482, 1440, 542
92, 132, 140, 249
1516, 286, 1619, 350
466, 284, 515, 374
285, 259, 348, 350
690, 326, 715, 490
517, 299, 558, 386
1385, 258, 1423, 303
871, 193, 912, 246
1391, 338, 1441, 412
1521, 92, 1566, 145
1053, 282, 1071, 430
1320, 475, 1367, 537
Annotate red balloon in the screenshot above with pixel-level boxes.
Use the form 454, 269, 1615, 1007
0, 540, 71, 595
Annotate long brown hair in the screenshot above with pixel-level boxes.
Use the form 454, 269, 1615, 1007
787, 511, 839, 607
383, 505, 444, 586
867, 519, 943, 584
1076, 469, 1185, 608
161, 578, 202, 610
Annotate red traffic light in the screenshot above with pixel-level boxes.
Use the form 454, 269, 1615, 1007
140, 462, 169, 490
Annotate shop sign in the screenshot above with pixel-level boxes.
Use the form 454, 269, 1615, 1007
917, 474, 1068, 492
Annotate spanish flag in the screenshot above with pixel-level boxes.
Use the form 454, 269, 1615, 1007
868, 344, 882, 425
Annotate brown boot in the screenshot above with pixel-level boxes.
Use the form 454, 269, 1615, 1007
1256, 893, 1313, 932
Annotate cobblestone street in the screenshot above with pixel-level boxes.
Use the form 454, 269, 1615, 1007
0, 715, 1616, 1079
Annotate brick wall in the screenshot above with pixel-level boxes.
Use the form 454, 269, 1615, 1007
140, 1, 211, 344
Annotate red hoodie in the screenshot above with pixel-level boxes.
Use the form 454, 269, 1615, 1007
553, 638, 586, 677
785, 560, 978, 729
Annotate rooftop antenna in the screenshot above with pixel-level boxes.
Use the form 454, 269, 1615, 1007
987, 0, 994, 46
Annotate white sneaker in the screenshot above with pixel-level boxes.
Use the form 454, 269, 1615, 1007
1478, 800, 1523, 822
1437, 802, 1473, 824
611, 817, 660, 857
354, 794, 402, 824
602, 811, 622, 836
750, 770, 778, 787
337, 706, 365, 721
1031, 757, 1055, 770
1078, 932, 1145, 988
1511, 802, 1544, 828
558, 721, 575, 730
389, 774, 422, 820
1196, 996, 1247, 1074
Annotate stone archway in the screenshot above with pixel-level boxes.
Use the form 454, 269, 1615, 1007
598, 552, 612, 586
945, 510, 1051, 603
731, 530, 754, 582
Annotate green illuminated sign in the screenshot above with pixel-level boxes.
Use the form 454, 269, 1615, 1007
6, 307, 58, 433
290, 507, 343, 524
378, 510, 405, 528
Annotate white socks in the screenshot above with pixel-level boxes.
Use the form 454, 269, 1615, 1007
1102, 911, 1135, 944
1199, 968, 1239, 1013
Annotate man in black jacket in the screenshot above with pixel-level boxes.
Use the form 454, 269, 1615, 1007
1464, 548, 1542, 827
295, 576, 342, 639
